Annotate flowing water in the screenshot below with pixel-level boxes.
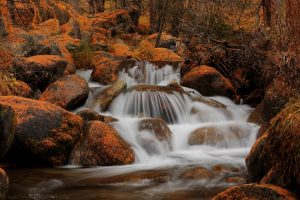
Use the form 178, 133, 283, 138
7, 62, 259, 200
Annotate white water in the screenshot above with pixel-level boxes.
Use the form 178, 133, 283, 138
75, 62, 259, 171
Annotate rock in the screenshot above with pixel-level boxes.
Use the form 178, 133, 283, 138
0, 96, 84, 166
139, 118, 172, 142
0, 73, 33, 98
188, 125, 249, 147
245, 133, 272, 182
40, 74, 89, 110
71, 121, 135, 166
181, 66, 236, 98
138, 118, 172, 153
148, 33, 177, 50
11, 55, 67, 90
0, 168, 9, 199
212, 184, 297, 200
244, 89, 264, 107
132, 41, 182, 63
248, 78, 299, 125
91, 59, 137, 85
77, 109, 117, 123
97, 80, 127, 111
256, 122, 270, 139
181, 166, 214, 180
92, 9, 136, 35
224, 177, 246, 184
254, 100, 300, 192
0, 104, 16, 160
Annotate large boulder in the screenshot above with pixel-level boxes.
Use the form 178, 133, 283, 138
246, 100, 300, 193
11, 55, 67, 90
0, 96, 84, 166
245, 133, 272, 182
181, 66, 236, 98
40, 74, 89, 110
0, 168, 9, 199
71, 121, 135, 166
91, 59, 136, 85
96, 80, 127, 111
212, 184, 297, 200
0, 104, 16, 160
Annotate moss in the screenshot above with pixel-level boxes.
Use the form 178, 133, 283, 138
265, 99, 300, 179
70, 40, 95, 69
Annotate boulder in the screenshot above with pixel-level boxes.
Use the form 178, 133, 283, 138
91, 59, 137, 85
248, 78, 299, 125
132, 41, 182, 63
138, 118, 172, 153
181, 166, 214, 180
0, 104, 16, 160
245, 133, 272, 182
77, 109, 117, 123
71, 121, 135, 166
212, 184, 297, 200
0, 73, 33, 98
92, 9, 135, 35
188, 125, 249, 147
256, 100, 300, 192
0, 96, 84, 166
0, 168, 9, 199
11, 55, 67, 90
139, 118, 172, 143
40, 74, 89, 110
97, 80, 127, 111
181, 66, 236, 98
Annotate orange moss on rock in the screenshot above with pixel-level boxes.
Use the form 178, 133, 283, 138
0, 96, 84, 166
71, 121, 135, 166
212, 184, 297, 200
40, 74, 89, 110
181, 65, 236, 98
0, 168, 9, 199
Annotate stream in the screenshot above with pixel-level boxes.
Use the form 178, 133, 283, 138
7, 62, 259, 200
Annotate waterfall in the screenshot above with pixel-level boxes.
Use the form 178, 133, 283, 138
76, 62, 259, 167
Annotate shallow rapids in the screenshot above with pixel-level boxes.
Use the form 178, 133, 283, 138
8, 62, 259, 200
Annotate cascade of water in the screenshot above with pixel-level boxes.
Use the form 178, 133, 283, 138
118, 62, 180, 86
76, 62, 258, 167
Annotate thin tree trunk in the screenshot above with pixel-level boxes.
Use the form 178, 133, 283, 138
155, 0, 169, 47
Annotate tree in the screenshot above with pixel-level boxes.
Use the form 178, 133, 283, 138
88, 0, 105, 14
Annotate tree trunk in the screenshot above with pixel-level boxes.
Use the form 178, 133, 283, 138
149, 0, 158, 33
155, 0, 169, 47
286, 0, 300, 60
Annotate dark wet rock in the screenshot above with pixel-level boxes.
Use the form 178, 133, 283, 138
71, 121, 135, 166
0, 104, 16, 160
97, 80, 127, 111
40, 74, 89, 110
0, 96, 84, 166
77, 109, 118, 123
245, 133, 272, 182
11, 55, 67, 90
0, 168, 9, 199
181, 66, 236, 98
212, 184, 297, 200
248, 78, 299, 125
